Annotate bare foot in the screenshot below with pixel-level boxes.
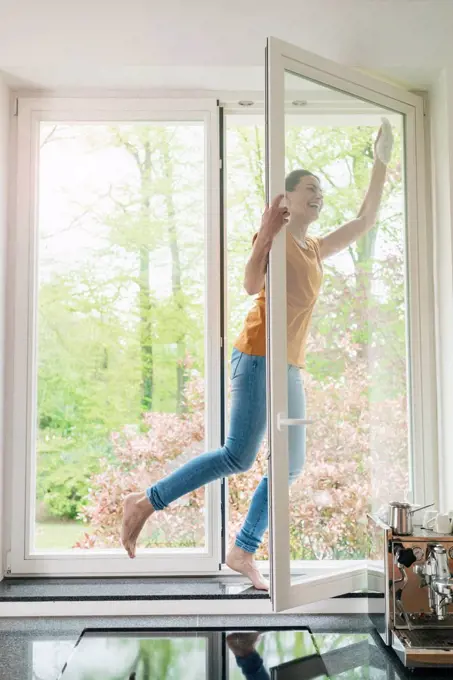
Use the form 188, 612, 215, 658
226, 632, 261, 657
226, 545, 269, 591
121, 492, 154, 558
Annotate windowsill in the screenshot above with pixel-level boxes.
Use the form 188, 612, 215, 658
0, 575, 270, 602
0, 573, 382, 603
1, 560, 372, 601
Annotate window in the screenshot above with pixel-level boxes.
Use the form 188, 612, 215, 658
7, 42, 435, 599
265, 37, 434, 611
9, 99, 221, 575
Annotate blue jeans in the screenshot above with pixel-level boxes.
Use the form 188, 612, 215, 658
146, 348, 306, 554
236, 651, 269, 680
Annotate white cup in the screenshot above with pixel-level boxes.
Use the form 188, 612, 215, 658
435, 513, 452, 534
424, 509, 438, 528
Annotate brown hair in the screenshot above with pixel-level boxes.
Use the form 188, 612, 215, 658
285, 169, 320, 192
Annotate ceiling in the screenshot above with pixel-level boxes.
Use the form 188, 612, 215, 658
0, 0, 452, 92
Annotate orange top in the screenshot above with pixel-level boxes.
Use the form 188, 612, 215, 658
234, 231, 323, 368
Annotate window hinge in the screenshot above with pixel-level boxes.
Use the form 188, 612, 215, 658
219, 158, 223, 170
5, 551, 11, 575
13, 98, 18, 117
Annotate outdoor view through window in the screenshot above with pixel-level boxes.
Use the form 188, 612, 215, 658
34, 88, 410, 564
35, 122, 207, 551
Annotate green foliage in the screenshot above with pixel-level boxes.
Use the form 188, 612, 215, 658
36, 445, 101, 520
36, 122, 206, 522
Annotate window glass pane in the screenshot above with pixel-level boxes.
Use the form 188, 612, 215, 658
35, 122, 207, 553
226, 72, 410, 563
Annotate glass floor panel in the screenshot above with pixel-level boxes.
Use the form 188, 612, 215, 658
54, 627, 452, 679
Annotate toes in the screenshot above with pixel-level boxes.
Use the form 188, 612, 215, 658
121, 535, 134, 559
124, 539, 136, 559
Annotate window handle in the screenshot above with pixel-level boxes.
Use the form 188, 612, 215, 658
277, 414, 314, 431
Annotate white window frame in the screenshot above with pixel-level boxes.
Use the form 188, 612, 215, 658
265, 37, 437, 612
8, 97, 222, 575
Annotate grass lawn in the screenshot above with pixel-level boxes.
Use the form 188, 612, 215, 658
35, 521, 92, 551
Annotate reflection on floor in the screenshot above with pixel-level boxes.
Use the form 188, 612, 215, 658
3, 616, 451, 679
54, 628, 451, 679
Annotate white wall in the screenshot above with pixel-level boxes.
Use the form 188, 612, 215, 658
430, 69, 453, 512
0, 76, 9, 577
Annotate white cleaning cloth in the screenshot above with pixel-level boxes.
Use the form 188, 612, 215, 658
375, 117, 394, 165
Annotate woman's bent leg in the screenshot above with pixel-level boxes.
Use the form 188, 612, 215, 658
147, 351, 267, 509
234, 364, 306, 554
121, 350, 266, 558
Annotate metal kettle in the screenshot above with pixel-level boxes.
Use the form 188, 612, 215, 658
388, 501, 434, 535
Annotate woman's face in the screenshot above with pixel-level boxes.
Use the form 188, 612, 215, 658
286, 175, 323, 223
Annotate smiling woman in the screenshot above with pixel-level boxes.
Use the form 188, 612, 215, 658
285, 169, 323, 220
121, 161, 330, 589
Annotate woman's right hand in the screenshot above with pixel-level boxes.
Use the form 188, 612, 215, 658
260, 194, 289, 241
243, 195, 289, 295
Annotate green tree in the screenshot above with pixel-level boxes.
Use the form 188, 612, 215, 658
105, 124, 204, 412
36, 122, 206, 522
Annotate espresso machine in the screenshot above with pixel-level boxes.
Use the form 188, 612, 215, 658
368, 507, 453, 669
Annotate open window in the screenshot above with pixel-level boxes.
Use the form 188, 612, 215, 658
265, 37, 433, 612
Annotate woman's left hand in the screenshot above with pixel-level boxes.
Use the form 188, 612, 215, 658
374, 117, 394, 165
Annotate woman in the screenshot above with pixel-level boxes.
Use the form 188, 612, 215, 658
121, 121, 393, 590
